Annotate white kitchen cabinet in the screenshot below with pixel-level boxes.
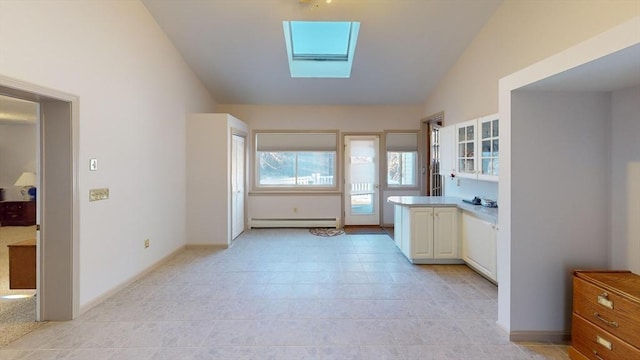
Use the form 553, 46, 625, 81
455, 114, 499, 182
461, 212, 497, 282
395, 205, 461, 264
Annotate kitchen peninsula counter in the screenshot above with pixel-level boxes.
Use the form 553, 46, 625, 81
387, 196, 498, 224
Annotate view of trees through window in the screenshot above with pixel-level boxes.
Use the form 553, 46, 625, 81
258, 151, 335, 186
387, 151, 416, 186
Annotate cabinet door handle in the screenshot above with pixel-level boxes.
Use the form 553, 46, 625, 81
593, 312, 619, 328
592, 350, 604, 360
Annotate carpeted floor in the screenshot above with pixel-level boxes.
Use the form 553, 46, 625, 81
0, 225, 41, 348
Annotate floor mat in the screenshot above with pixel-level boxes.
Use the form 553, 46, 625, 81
343, 225, 389, 235
309, 228, 344, 237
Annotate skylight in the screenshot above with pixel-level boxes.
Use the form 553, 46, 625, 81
283, 21, 360, 78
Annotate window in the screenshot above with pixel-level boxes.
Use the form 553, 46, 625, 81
386, 132, 418, 187
255, 132, 337, 189
282, 21, 360, 78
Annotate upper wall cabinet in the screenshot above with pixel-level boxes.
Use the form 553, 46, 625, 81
455, 113, 499, 182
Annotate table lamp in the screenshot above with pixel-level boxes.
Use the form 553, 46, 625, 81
14, 172, 36, 201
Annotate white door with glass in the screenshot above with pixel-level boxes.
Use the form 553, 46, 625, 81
344, 135, 380, 225
231, 134, 245, 240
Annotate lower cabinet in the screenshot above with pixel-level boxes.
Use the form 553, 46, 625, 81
394, 205, 461, 264
461, 212, 497, 283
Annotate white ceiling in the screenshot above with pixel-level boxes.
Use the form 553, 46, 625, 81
142, 0, 503, 105
522, 43, 640, 92
0, 95, 38, 124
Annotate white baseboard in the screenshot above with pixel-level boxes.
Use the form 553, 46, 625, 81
78, 245, 186, 315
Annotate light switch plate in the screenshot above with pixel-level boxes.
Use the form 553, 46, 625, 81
90, 158, 98, 171
89, 188, 109, 201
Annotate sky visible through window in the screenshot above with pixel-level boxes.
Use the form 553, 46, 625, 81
283, 20, 360, 78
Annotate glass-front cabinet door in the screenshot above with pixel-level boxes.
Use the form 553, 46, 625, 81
478, 114, 499, 181
455, 119, 477, 179
454, 114, 499, 182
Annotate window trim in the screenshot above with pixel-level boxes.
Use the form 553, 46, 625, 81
383, 130, 420, 190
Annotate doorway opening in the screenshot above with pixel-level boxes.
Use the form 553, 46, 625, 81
0, 75, 79, 328
420, 112, 444, 196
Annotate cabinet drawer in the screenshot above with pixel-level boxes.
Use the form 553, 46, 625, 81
571, 314, 640, 360
573, 277, 640, 346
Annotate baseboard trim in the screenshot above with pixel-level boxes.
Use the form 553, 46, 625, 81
78, 245, 186, 315
509, 331, 570, 343
185, 244, 228, 250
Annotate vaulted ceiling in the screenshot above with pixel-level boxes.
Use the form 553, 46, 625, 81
142, 0, 503, 105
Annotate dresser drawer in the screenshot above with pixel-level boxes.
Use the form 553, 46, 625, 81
573, 276, 640, 346
571, 314, 640, 360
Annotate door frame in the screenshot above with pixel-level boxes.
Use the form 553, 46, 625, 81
230, 130, 246, 241
342, 133, 382, 226
0, 75, 80, 321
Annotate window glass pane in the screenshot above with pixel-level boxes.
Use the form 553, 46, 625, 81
466, 142, 474, 157
492, 139, 499, 157
466, 126, 474, 141
387, 151, 416, 186
290, 21, 351, 59
492, 120, 499, 137
458, 127, 465, 141
258, 151, 335, 186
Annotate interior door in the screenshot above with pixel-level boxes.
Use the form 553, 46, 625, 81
344, 135, 380, 225
231, 134, 245, 240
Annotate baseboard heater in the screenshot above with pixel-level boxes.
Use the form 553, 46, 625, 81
249, 218, 339, 229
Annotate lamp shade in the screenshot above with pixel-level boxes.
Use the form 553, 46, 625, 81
14, 172, 36, 187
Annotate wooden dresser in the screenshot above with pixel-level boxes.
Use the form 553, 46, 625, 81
8, 238, 36, 289
0, 201, 36, 226
569, 270, 640, 360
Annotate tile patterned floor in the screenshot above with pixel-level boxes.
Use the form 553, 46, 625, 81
0, 229, 569, 359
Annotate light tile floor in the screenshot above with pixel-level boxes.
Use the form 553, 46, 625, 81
0, 229, 570, 359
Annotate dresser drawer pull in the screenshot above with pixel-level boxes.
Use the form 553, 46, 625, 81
596, 335, 613, 350
592, 350, 605, 360
593, 312, 619, 328
597, 292, 614, 309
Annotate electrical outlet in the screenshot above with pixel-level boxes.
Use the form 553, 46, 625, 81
89, 188, 109, 201
144, 239, 150, 248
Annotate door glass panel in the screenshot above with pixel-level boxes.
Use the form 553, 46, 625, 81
349, 140, 375, 216
466, 142, 474, 157
492, 139, 499, 156
482, 159, 490, 175
482, 140, 491, 156
466, 126, 474, 141
458, 127, 465, 141
458, 143, 465, 157
459, 159, 465, 172
482, 121, 490, 139
492, 120, 499, 137
492, 158, 499, 176
466, 159, 474, 172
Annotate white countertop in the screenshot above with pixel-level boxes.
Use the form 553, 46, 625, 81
387, 196, 499, 224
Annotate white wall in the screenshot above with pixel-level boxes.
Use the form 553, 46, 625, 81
0, 123, 36, 201
510, 91, 611, 334
424, 0, 640, 122
217, 104, 425, 225
424, 1, 640, 206
610, 85, 640, 273
186, 113, 248, 246
0, 1, 216, 307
